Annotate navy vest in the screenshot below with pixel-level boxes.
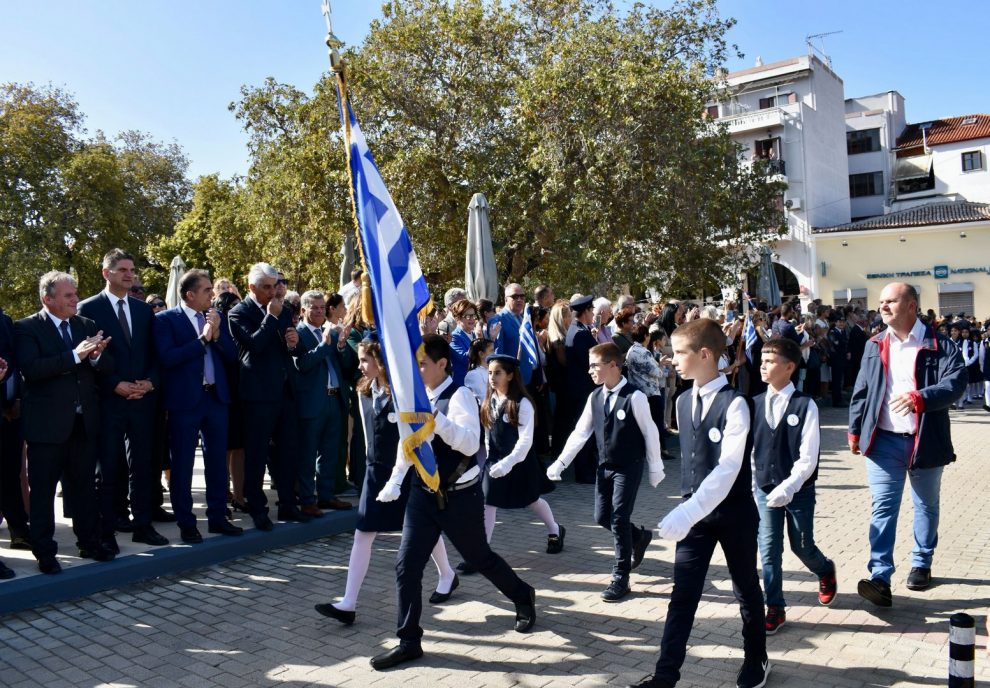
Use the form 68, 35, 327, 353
360, 393, 399, 467
591, 382, 646, 469
429, 383, 474, 485
488, 399, 522, 464
676, 383, 753, 501
751, 391, 818, 490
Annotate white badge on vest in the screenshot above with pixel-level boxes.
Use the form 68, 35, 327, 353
786, 413, 800, 427
502, 413, 510, 423
387, 412, 397, 423
616, 409, 627, 420
708, 428, 722, 443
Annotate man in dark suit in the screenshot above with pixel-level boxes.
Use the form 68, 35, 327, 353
0, 304, 30, 559
79, 249, 169, 551
846, 310, 868, 391
292, 290, 355, 516
827, 314, 849, 407
228, 262, 309, 530
154, 269, 242, 542
14, 271, 115, 573
0, 348, 15, 577
564, 294, 599, 483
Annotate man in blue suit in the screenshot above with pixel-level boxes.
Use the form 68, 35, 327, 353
79, 249, 169, 551
0, 304, 30, 560
292, 290, 356, 516
153, 269, 242, 543
489, 283, 534, 385
228, 262, 309, 530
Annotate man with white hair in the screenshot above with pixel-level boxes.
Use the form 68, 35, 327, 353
489, 283, 534, 384
228, 262, 308, 531
593, 297, 613, 344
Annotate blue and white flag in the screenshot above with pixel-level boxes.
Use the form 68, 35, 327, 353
336, 86, 439, 491
519, 304, 540, 375
743, 314, 758, 363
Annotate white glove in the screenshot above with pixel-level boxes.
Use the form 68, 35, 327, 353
657, 500, 705, 542
546, 460, 566, 481
376, 481, 403, 503
648, 466, 665, 488
765, 485, 792, 508
488, 460, 512, 479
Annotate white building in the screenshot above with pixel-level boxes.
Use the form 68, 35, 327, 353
844, 91, 906, 220
710, 55, 851, 303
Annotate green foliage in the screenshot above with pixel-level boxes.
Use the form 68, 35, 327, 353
0, 83, 191, 316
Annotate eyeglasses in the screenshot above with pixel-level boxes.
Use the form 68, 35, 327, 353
276, 279, 288, 286
508, 294, 525, 300
151, 301, 166, 308
462, 312, 478, 319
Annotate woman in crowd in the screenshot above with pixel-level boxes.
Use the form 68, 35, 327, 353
448, 298, 479, 386
546, 300, 572, 459
314, 337, 458, 625
212, 290, 247, 512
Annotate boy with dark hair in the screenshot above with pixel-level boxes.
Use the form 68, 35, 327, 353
548, 342, 665, 602
754, 338, 836, 635
630, 318, 768, 688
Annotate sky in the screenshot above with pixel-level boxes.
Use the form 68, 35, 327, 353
3, 1, 988, 181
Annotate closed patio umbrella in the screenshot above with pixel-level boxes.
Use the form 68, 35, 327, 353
165, 255, 187, 309
756, 246, 781, 308
465, 193, 498, 302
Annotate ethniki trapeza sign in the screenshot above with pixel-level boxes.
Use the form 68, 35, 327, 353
866, 265, 990, 280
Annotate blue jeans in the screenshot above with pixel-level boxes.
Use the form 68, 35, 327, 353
756, 484, 833, 608
865, 430, 943, 584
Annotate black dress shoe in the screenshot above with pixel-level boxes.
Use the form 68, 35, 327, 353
38, 556, 62, 575
314, 602, 356, 625
546, 524, 566, 554
0, 559, 15, 579
456, 561, 477, 575
151, 507, 177, 523
857, 577, 892, 607
277, 506, 312, 523
79, 545, 115, 562
370, 644, 423, 671
602, 576, 631, 602
632, 526, 653, 570
514, 584, 536, 633
114, 516, 134, 533
429, 574, 459, 604
208, 520, 244, 536
9, 532, 32, 550
906, 567, 932, 591
627, 676, 675, 688
132, 526, 169, 546
253, 514, 274, 531
180, 526, 203, 544
101, 536, 121, 555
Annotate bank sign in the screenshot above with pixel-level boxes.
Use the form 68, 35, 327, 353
866, 265, 990, 279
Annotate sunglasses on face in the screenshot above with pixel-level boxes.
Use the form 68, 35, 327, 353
152, 301, 166, 308
130, 286, 145, 294
508, 294, 525, 300
277, 279, 288, 285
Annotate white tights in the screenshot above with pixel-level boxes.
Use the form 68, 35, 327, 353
336, 530, 456, 611
484, 498, 559, 543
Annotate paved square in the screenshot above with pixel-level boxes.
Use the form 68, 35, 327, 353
1, 405, 988, 687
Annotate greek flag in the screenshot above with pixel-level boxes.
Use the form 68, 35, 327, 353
336, 90, 439, 491
520, 304, 540, 374
743, 314, 758, 362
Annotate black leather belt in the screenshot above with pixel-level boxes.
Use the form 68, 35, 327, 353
878, 428, 914, 438
421, 474, 479, 494
327, 387, 340, 396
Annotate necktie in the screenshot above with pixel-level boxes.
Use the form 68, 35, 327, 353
59, 320, 73, 350
604, 389, 615, 415
194, 312, 216, 385
117, 299, 131, 347
373, 391, 386, 416
692, 391, 703, 430
767, 392, 778, 429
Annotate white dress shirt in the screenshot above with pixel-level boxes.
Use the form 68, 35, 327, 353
464, 366, 488, 404
764, 382, 821, 496
877, 318, 925, 434
685, 373, 751, 520
485, 395, 534, 470
556, 376, 663, 476
44, 308, 100, 366
384, 376, 482, 487
103, 287, 132, 335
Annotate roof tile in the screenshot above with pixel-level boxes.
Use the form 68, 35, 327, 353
897, 115, 990, 149
813, 201, 990, 234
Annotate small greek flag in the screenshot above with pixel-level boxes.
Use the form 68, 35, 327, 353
744, 314, 758, 363
520, 304, 540, 374
335, 84, 439, 490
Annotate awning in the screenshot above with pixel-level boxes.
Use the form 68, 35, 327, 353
892, 154, 932, 181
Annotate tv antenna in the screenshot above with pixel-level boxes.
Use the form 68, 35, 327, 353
806, 31, 842, 67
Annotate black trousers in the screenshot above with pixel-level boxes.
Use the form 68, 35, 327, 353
527, 380, 551, 456
0, 415, 28, 534
830, 363, 846, 405
646, 395, 668, 450
96, 401, 155, 536
395, 480, 530, 647
243, 387, 299, 518
27, 415, 101, 558
594, 462, 645, 577
654, 496, 765, 684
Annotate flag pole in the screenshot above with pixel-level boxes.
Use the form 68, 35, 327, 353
322, 0, 375, 325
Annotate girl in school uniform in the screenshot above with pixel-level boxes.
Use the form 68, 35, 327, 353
481, 354, 564, 554
314, 337, 458, 625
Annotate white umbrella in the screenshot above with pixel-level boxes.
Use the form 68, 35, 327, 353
165, 255, 187, 309
465, 193, 498, 302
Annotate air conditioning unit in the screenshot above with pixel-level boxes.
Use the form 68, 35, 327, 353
784, 197, 802, 210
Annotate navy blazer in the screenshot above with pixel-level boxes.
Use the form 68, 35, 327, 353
0, 307, 19, 408
153, 306, 237, 412
14, 311, 113, 443
227, 297, 294, 402
291, 324, 348, 420
78, 291, 160, 401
